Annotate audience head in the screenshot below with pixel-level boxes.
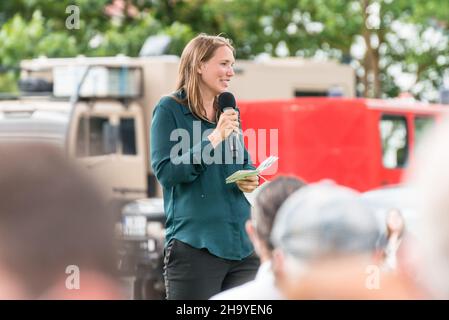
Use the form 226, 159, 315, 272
407, 116, 449, 298
0, 143, 121, 299
247, 176, 305, 259
271, 181, 386, 299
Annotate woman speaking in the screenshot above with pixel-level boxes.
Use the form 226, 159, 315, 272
150, 34, 259, 300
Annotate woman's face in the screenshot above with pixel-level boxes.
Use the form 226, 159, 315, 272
198, 45, 235, 98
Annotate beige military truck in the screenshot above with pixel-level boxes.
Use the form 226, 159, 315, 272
0, 55, 354, 299
1, 55, 355, 202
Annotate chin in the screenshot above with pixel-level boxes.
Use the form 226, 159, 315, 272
219, 83, 230, 91
214, 89, 226, 96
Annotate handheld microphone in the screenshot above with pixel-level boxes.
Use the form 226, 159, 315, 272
218, 92, 239, 159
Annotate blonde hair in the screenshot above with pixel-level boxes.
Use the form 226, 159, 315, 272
175, 33, 235, 122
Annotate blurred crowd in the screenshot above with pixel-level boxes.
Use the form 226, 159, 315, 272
3, 115, 449, 300
212, 113, 449, 300
0, 144, 122, 299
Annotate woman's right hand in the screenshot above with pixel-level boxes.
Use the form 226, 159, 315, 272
208, 109, 239, 148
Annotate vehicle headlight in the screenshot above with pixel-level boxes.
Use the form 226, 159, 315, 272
122, 215, 147, 237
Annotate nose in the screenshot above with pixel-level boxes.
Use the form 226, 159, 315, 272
227, 65, 235, 77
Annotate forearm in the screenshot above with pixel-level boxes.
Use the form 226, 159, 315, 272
151, 139, 212, 188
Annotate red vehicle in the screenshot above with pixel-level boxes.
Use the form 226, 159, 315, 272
238, 97, 448, 192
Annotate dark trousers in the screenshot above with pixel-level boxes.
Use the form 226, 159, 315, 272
164, 239, 260, 300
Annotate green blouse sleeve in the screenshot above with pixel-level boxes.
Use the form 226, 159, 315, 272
150, 101, 212, 189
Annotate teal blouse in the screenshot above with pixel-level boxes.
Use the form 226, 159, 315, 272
150, 91, 255, 260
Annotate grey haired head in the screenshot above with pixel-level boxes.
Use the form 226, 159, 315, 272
271, 181, 385, 261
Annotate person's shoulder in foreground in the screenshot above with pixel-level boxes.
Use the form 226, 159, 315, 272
210, 261, 283, 300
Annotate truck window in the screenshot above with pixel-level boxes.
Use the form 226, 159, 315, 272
294, 90, 327, 97
379, 115, 408, 168
414, 116, 435, 147
119, 118, 137, 155
76, 116, 117, 157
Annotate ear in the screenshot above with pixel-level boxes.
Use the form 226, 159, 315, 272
272, 249, 284, 274
197, 63, 204, 75
271, 248, 286, 287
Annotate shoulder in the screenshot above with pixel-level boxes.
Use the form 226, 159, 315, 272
156, 95, 179, 109
153, 95, 183, 116
157, 89, 186, 108
213, 279, 282, 300
209, 281, 256, 300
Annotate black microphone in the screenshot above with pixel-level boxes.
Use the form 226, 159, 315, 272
218, 92, 238, 159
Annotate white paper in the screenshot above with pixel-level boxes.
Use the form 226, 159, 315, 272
225, 156, 279, 184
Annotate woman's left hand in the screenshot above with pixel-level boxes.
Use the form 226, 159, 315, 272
236, 175, 259, 193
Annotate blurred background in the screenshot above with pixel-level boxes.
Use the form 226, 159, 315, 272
0, 0, 448, 100
0, 0, 448, 300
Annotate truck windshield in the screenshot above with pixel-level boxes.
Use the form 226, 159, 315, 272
0, 109, 69, 147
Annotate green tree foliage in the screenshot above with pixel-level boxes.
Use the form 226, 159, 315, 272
141, 0, 447, 100
0, 0, 193, 92
0, 0, 447, 101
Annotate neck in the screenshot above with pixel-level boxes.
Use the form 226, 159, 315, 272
203, 98, 216, 122
290, 255, 422, 299
203, 97, 215, 111
256, 242, 272, 264
199, 84, 216, 112
0, 267, 28, 299
40, 271, 123, 299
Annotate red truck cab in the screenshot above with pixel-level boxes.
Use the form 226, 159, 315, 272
239, 97, 447, 191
